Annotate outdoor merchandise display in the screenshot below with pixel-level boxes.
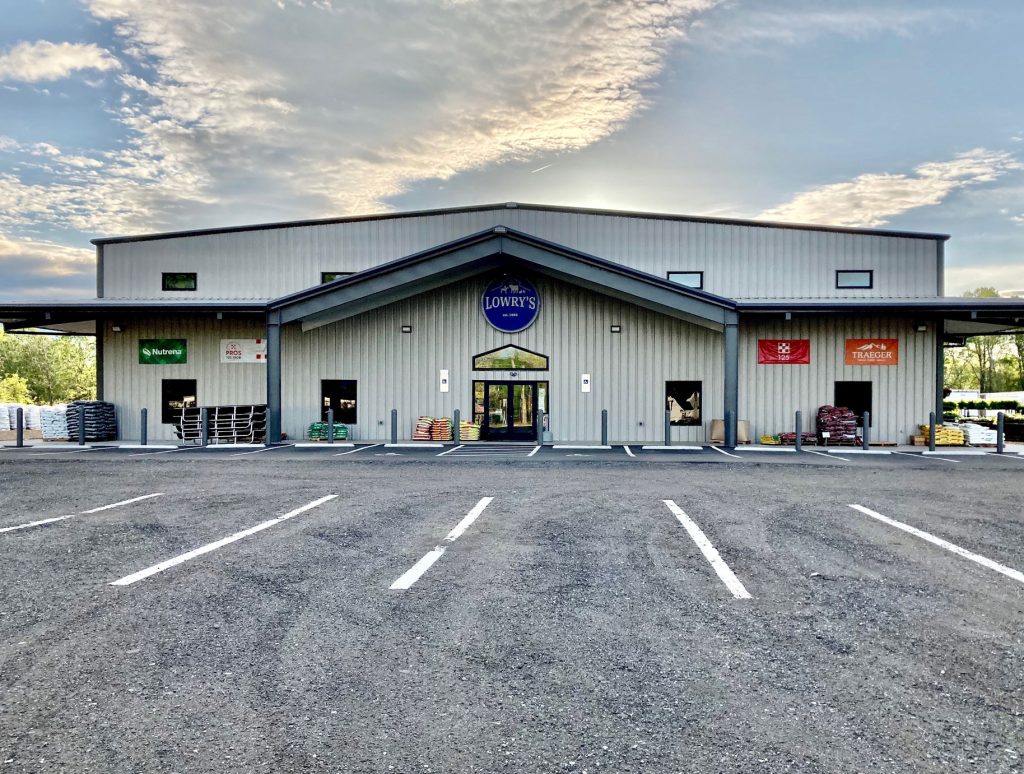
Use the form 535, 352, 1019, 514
430, 417, 453, 442
815, 405, 862, 446
459, 420, 482, 441
40, 405, 69, 439
776, 431, 817, 446
920, 424, 966, 447
412, 416, 434, 440
307, 421, 349, 441
961, 423, 997, 446
174, 404, 267, 444
65, 400, 117, 441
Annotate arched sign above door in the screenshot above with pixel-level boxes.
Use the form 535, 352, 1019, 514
480, 276, 540, 333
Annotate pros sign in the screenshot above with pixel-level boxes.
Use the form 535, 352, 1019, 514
481, 276, 540, 333
845, 338, 899, 365
139, 339, 187, 365
220, 339, 266, 364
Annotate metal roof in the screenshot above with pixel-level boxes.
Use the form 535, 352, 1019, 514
90, 201, 951, 246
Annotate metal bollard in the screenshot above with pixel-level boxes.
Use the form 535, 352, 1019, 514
862, 411, 870, 450
601, 409, 608, 447
201, 407, 209, 447
536, 409, 544, 445
78, 405, 86, 446
928, 411, 936, 452
453, 409, 461, 443
725, 409, 736, 449
996, 411, 1004, 455
327, 408, 335, 445
140, 408, 148, 446
15, 407, 24, 448
795, 410, 802, 452
390, 409, 398, 445
664, 410, 672, 447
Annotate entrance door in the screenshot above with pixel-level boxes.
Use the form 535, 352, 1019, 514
475, 381, 545, 440
835, 381, 872, 427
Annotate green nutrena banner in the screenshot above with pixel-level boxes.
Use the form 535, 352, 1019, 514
139, 339, 187, 365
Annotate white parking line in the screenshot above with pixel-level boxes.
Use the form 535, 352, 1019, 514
110, 494, 338, 586
128, 446, 197, 457
892, 450, 960, 464
333, 443, 382, 456
390, 496, 494, 590
709, 445, 742, 459
804, 449, 849, 462
0, 493, 165, 534
229, 444, 294, 457
528, 445, 541, 457
848, 504, 1024, 586
436, 445, 465, 457
623, 445, 635, 457
28, 447, 102, 457
663, 500, 751, 599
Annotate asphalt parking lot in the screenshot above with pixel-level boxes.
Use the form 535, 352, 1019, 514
0, 448, 1021, 773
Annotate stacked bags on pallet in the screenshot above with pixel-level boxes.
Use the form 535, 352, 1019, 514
919, 424, 965, 446
962, 423, 997, 446
307, 421, 349, 441
430, 417, 452, 442
0, 405, 9, 432
459, 420, 482, 440
65, 400, 117, 441
816, 406, 861, 446
40, 406, 69, 439
412, 416, 434, 440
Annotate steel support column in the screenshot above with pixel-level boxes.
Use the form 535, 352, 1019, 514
266, 310, 283, 445
723, 317, 739, 449
934, 320, 945, 422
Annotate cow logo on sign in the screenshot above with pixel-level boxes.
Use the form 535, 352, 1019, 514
481, 276, 540, 333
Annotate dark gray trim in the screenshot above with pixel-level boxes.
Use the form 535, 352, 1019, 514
266, 310, 282, 445
723, 320, 739, 448
936, 241, 945, 297
96, 244, 104, 299
935, 323, 945, 421
90, 201, 951, 246
96, 318, 104, 401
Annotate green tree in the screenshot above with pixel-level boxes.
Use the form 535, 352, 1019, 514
0, 328, 96, 404
0, 373, 31, 403
1012, 334, 1024, 391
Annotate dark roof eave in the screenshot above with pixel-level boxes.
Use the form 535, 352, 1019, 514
90, 201, 952, 246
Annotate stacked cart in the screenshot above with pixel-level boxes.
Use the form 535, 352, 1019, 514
174, 404, 267, 444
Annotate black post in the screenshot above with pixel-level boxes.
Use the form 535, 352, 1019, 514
862, 411, 870, 450
201, 407, 209, 447
140, 408, 148, 446
601, 409, 608, 446
390, 409, 398, 445
795, 410, 802, 452
536, 409, 544, 445
928, 411, 936, 452
664, 410, 672, 447
453, 409, 461, 443
327, 408, 335, 445
15, 407, 24, 448
78, 405, 86, 446
996, 411, 1005, 454
724, 409, 735, 450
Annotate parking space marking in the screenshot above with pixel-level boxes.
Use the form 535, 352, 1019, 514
663, 500, 752, 600
1, 493, 165, 534
892, 450, 960, 464
229, 444, 294, 457
623, 445, 635, 457
804, 449, 849, 462
390, 496, 494, 590
528, 445, 541, 457
128, 447, 198, 457
848, 504, 1024, 586
436, 445, 464, 457
709, 446, 742, 460
334, 443, 383, 456
110, 494, 338, 586
27, 447, 103, 457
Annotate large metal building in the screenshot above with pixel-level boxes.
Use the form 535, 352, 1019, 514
3, 202, 1024, 445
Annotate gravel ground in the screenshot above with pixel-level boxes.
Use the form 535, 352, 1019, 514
0, 449, 1021, 773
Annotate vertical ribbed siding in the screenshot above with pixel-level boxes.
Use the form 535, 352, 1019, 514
100, 208, 941, 301
280, 275, 722, 443
737, 318, 936, 444
103, 316, 267, 441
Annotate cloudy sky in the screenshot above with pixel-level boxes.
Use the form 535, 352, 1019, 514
1, 0, 1022, 300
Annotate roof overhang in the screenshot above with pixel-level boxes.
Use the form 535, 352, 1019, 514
271, 227, 738, 332
0, 300, 267, 334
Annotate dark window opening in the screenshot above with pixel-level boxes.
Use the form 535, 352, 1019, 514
162, 379, 197, 424
836, 270, 873, 289
473, 345, 548, 371
667, 271, 704, 289
321, 272, 354, 284
162, 272, 197, 291
666, 381, 702, 426
321, 379, 357, 423
835, 381, 873, 426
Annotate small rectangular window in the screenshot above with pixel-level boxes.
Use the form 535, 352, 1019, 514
321, 272, 354, 284
162, 272, 197, 291
162, 379, 197, 424
667, 271, 703, 289
836, 270, 873, 289
666, 381, 702, 426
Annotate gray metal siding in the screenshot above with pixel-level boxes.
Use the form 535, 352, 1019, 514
100, 208, 941, 301
738, 319, 937, 445
280, 275, 723, 444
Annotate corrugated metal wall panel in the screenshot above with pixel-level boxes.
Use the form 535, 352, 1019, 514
737, 319, 936, 445
280, 275, 722, 444
101, 207, 941, 301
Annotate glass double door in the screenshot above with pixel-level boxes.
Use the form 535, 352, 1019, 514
474, 381, 547, 441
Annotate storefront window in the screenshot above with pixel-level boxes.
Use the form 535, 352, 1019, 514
666, 381, 702, 426
473, 345, 548, 370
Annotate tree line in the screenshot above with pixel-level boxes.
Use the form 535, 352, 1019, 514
943, 288, 1024, 393
0, 328, 96, 404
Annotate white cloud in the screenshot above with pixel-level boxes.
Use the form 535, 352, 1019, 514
945, 264, 1024, 297
758, 149, 1024, 228
0, 232, 95, 300
0, 40, 120, 82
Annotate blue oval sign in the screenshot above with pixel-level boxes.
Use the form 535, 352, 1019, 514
481, 276, 540, 333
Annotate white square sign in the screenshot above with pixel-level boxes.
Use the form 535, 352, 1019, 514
439, 369, 450, 393
581, 373, 591, 393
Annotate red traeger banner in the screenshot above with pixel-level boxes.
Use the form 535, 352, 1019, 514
757, 339, 811, 365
